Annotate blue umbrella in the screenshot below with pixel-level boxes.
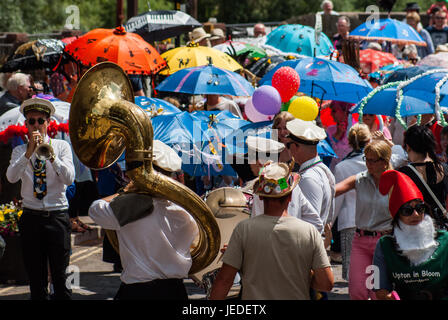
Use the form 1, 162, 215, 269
151, 110, 250, 176
368, 64, 405, 83
134, 96, 181, 116
155, 64, 254, 96
383, 65, 440, 83
349, 18, 426, 46
259, 57, 373, 104
264, 24, 334, 57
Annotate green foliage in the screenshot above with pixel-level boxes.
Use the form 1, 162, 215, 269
0, 0, 439, 33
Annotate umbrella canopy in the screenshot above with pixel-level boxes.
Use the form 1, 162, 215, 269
134, 96, 181, 117
383, 65, 440, 83
248, 55, 291, 78
259, 57, 372, 104
368, 63, 405, 83
151, 110, 250, 176
159, 44, 242, 75
359, 49, 400, 74
156, 64, 254, 96
1, 39, 66, 73
64, 26, 166, 75
125, 10, 202, 43
0, 94, 70, 132
213, 41, 267, 59
349, 18, 426, 46
418, 52, 448, 69
264, 24, 334, 57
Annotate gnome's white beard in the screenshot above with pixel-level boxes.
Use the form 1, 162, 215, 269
394, 214, 439, 266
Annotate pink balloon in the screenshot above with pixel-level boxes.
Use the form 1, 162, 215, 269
244, 98, 274, 123
252, 85, 282, 115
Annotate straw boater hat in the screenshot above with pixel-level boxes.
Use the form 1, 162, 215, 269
379, 170, 424, 218
20, 97, 55, 117
253, 161, 300, 198
210, 28, 225, 41
188, 27, 211, 44
152, 140, 182, 172
286, 118, 326, 145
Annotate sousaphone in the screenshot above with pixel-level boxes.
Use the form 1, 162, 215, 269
69, 62, 220, 274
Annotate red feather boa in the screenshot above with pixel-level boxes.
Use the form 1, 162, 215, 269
0, 121, 69, 144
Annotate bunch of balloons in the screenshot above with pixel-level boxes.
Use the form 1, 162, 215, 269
245, 66, 319, 122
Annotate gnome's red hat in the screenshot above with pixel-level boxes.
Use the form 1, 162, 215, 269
379, 170, 424, 218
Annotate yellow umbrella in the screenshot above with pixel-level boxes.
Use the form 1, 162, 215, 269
160, 44, 243, 75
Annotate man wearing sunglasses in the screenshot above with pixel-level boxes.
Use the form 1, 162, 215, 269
6, 97, 75, 300
373, 170, 448, 300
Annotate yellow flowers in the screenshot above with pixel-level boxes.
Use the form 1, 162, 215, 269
0, 202, 22, 237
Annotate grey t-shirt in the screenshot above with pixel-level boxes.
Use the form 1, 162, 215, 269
223, 214, 330, 300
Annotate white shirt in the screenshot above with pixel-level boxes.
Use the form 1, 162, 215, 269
332, 153, 366, 231
6, 137, 74, 210
251, 189, 323, 233
89, 198, 199, 284
296, 156, 335, 227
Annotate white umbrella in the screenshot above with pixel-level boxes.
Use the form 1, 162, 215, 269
0, 100, 70, 132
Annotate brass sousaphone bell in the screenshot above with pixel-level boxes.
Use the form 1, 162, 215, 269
69, 62, 220, 274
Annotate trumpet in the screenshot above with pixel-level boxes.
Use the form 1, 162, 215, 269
34, 131, 54, 161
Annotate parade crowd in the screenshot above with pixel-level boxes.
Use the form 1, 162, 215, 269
1, 0, 448, 301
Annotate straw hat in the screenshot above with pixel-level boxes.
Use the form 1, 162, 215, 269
253, 161, 300, 198
189, 27, 211, 43
435, 44, 448, 53
210, 28, 225, 41
20, 97, 55, 117
152, 140, 182, 172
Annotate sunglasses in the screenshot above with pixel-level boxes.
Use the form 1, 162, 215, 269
362, 155, 383, 163
399, 203, 429, 216
27, 118, 46, 125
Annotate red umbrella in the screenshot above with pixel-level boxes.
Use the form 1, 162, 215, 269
359, 49, 399, 74
64, 26, 166, 75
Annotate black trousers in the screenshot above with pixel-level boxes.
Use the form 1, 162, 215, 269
18, 209, 72, 300
114, 279, 188, 300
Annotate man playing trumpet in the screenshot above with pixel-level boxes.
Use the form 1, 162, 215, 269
6, 97, 75, 300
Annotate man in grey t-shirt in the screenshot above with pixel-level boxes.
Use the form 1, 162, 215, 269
209, 162, 333, 300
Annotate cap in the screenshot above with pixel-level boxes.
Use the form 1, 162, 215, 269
20, 97, 55, 117
152, 140, 182, 172
286, 118, 326, 145
247, 136, 285, 154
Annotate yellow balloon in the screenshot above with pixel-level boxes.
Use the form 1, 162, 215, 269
288, 96, 319, 121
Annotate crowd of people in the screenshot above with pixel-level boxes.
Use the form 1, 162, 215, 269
1, 0, 448, 302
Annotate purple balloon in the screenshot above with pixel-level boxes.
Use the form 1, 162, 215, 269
252, 85, 281, 115
244, 98, 273, 123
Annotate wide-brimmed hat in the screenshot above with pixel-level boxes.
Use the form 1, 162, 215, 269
286, 118, 326, 145
253, 161, 300, 198
152, 140, 182, 172
20, 97, 55, 117
210, 28, 225, 41
189, 27, 211, 44
436, 44, 448, 53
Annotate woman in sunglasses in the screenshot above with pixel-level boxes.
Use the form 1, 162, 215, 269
335, 139, 393, 300
374, 170, 448, 300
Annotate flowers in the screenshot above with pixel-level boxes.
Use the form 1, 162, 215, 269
0, 202, 23, 237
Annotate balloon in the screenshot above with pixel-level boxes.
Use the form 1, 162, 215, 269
244, 98, 274, 123
288, 96, 319, 121
252, 85, 281, 115
272, 66, 301, 103
281, 96, 298, 112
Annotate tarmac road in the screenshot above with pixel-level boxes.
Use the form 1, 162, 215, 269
0, 236, 349, 300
